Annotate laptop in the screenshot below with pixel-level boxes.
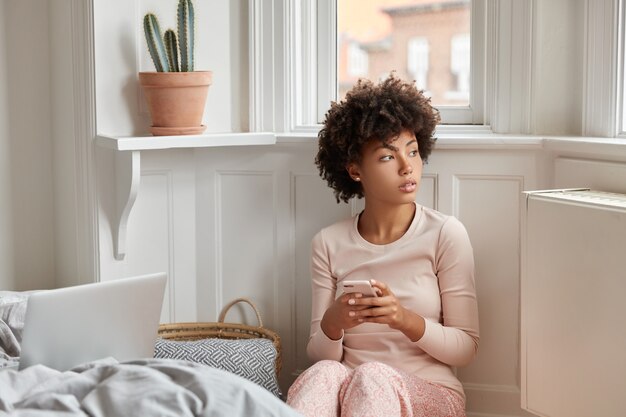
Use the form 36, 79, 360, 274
18, 272, 167, 371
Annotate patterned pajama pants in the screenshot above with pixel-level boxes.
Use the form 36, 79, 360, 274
287, 360, 465, 417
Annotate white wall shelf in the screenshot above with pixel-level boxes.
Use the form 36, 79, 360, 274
96, 132, 276, 150
95, 132, 276, 261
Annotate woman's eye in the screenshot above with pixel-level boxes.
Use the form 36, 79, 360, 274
409, 150, 419, 157
379, 155, 393, 161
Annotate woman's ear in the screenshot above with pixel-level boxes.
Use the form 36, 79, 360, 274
346, 164, 361, 182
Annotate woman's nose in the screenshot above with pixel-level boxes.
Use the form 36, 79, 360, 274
399, 159, 413, 176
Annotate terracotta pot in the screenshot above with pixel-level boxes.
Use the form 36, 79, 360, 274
138, 71, 212, 136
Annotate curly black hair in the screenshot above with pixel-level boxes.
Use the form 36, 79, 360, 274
316, 74, 440, 203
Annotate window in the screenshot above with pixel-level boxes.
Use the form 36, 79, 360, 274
336, 0, 479, 122
251, 0, 496, 132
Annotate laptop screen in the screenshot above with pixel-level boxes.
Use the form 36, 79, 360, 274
19, 272, 167, 371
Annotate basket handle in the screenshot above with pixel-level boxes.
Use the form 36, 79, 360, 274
218, 298, 264, 328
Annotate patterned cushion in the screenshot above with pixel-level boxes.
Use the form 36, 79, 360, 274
154, 337, 281, 397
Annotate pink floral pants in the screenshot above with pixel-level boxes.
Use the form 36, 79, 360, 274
287, 360, 465, 417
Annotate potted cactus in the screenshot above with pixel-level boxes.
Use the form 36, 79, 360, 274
139, 0, 212, 136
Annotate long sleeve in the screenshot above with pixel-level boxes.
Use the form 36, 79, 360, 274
306, 230, 344, 362
414, 217, 480, 367
300, 206, 478, 400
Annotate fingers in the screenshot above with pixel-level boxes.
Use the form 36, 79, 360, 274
352, 305, 396, 319
333, 293, 370, 329
371, 279, 392, 297
340, 281, 398, 324
341, 292, 365, 304
348, 294, 387, 307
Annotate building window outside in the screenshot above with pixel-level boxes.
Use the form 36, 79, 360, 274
348, 42, 369, 77
407, 37, 429, 91
448, 33, 470, 101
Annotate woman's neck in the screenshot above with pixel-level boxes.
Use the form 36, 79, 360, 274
357, 202, 416, 245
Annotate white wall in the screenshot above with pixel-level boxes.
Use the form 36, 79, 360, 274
50, 0, 81, 289
0, 0, 15, 289
0, 0, 55, 291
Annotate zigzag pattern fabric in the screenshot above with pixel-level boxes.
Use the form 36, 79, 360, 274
154, 337, 281, 397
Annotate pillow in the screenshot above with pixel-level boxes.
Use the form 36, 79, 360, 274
0, 291, 37, 369
154, 337, 281, 397
0, 291, 37, 345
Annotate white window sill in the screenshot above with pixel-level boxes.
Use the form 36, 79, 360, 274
276, 130, 626, 157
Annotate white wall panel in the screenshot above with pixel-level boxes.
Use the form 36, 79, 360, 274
195, 147, 291, 325
216, 171, 276, 325
416, 173, 438, 210
453, 175, 528, 416
292, 173, 352, 373
554, 157, 626, 194
125, 172, 173, 323
193, 145, 321, 391
99, 150, 197, 324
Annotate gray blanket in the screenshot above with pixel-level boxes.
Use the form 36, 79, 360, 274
0, 358, 302, 416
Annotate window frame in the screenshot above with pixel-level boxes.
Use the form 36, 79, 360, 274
249, 0, 534, 135
583, 0, 621, 138
618, 0, 626, 136
316, 0, 486, 127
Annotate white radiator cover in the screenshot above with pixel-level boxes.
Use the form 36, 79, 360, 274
522, 189, 626, 417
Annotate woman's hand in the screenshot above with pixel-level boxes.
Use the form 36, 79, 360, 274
320, 291, 375, 340
349, 280, 426, 342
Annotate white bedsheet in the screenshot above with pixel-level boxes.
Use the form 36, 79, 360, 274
0, 358, 302, 416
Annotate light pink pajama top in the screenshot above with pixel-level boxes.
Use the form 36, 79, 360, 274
306, 204, 480, 399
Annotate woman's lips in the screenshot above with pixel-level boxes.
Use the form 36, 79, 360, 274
399, 180, 417, 193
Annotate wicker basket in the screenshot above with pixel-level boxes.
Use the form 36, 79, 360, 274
157, 298, 282, 375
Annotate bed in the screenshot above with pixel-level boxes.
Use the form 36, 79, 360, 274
0, 292, 302, 417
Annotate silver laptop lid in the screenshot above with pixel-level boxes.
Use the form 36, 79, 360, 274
19, 272, 167, 371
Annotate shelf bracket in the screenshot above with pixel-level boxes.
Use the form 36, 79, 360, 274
94, 132, 276, 261
113, 150, 141, 260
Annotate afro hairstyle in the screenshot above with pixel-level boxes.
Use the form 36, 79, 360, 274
316, 74, 440, 203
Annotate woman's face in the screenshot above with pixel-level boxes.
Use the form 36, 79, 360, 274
348, 129, 422, 206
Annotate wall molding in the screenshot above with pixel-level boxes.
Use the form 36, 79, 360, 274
451, 174, 525, 219
289, 171, 315, 376
141, 170, 176, 323
464, 382, 534, 417
554, 156, 626, 194
421, 173, 439, 210
214, 170, 277, 316
452, 174, 526, 417
71, 0, 100, 283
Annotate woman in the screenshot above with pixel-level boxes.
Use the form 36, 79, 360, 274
287, 75, 479, 417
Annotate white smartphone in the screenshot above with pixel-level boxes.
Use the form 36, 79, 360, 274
340, 280, 378, 297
